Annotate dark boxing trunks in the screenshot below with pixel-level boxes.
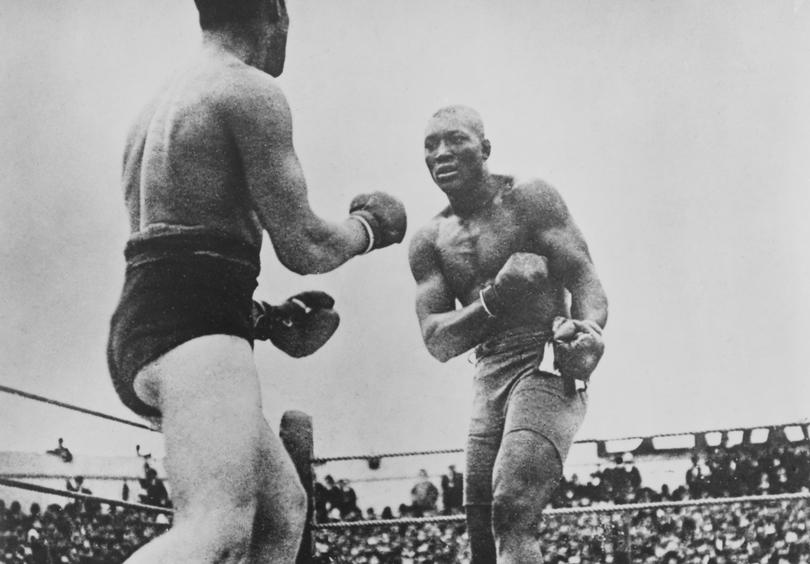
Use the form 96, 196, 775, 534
107, 231, 260, 418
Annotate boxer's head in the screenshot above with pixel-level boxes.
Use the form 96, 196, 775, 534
424, 105, 491, 196
194, 0, 288, 77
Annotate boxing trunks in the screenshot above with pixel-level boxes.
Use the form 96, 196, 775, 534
107, 230, 260, 418
464, 329, 588, 506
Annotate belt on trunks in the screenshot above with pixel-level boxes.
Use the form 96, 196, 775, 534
474, 333, 587, 396
536, 341, 587, 396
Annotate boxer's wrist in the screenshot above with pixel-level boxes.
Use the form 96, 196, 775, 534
348, 214, 375, 255
479, 284, 502, 318
580, 318, 604, 336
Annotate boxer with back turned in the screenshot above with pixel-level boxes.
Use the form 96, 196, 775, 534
107, 1, 406, 562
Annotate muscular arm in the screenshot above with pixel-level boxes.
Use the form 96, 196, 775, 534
529, 181, 608, 328
229, 74, 367, 274
409, 224, 494, 362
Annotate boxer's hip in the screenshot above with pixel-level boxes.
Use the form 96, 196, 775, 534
107, 230, 260, 418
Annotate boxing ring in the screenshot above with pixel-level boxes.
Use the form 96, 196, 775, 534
2, 382, 808, 562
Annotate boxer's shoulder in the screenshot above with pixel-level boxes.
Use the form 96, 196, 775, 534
501, 176, 570, 226
408, 216, 443, 276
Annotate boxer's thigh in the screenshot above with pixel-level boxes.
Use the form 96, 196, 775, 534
134, 335, 266, 518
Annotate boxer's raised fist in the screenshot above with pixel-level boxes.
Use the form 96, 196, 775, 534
552, 316, 604, 380
480, 253, 550, 316
349, 192, 407, 252
253, 291, 340, 358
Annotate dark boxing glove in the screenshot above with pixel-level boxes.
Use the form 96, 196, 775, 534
253, 291, 340, 358
349, 192, 407, 253
552, 316, 604, 381
479, 252, 550, 317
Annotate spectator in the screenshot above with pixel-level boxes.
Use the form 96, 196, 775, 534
620, 452, 642, 500
440, 465, 464, 514
685, 454, 710, 498
410, 469, 439, 516
323, 475, 342, 517
138, 464, 171, 508
337, 479, 360, 520
314, 474, 330, 523
135, 444, 151, 460
65, 475, 91, 496
66, 475, 102, 516
45, 437, 72, 463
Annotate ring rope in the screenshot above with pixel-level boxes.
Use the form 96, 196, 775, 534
0, 477, 173, 515
0, 384, 808, 470
0, 384, 157, 432
312, 447, 464, 465
1, 474, 149, 481
2, 383, 806, 468
312, 491, 810, 530
311, 419, 808, 464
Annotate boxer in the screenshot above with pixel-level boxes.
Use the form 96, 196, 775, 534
107, 1, 406, 562
409, 105, 606, 563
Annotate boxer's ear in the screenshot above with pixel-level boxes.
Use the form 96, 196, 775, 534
268, 0, 287, 23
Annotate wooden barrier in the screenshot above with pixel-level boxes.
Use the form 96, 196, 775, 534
280, 410, 314, 563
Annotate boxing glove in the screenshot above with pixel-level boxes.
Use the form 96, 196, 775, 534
349, 192, 407, 252
479, 252, 550, 317
253, 291, 340, 358
552, 316, 604, 380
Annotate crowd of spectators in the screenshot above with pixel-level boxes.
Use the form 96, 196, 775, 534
3, 441, 808, 562
309, 499, 810, 563
0, 498, 170, 563
314, 475, 362, 522
552, 444, 810, 509
309, 443, 810, 562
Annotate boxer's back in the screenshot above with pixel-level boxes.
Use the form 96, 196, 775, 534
122, 52, 264, 247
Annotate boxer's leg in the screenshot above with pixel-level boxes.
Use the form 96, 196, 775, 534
492, 373, 587, 563
492, 431, 561, 563
123, 335, 305, 564
248, 419, 307, 563
465, 432, 500, 564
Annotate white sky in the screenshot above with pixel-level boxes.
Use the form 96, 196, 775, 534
1, 1, 809, 477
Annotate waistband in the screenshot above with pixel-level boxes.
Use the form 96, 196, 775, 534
124, 230, 260, 271
474, 329, 588, 394
474, 329, 553, 360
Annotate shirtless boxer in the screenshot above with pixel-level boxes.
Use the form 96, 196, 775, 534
409, 106, 607, 563
106, 1, 406, 562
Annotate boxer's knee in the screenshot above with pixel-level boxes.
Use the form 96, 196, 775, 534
256, 478, 307, 540
179, 502, 259, 564
491, 489, 541, 539
491, 432, 561, 539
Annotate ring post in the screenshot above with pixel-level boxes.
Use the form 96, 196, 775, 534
280, 410, 314, 564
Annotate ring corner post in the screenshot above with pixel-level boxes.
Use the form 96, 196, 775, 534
280, 409, 315, 564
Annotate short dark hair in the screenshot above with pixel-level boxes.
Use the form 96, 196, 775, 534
193, 0, 265, 30
431, 105, 486, 141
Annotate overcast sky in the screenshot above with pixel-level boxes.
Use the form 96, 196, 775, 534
1, 1, 809, 476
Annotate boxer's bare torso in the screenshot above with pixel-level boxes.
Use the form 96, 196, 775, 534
425, 175, 572, 336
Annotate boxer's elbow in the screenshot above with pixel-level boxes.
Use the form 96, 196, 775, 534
274, 234, 347, 275
427, 343, 454, 363
422, 326, 458, 363
278, 250, 337, 275
276, 249, 319, 275
426, 344, 453, 362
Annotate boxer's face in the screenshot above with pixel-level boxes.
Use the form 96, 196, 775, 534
424, 114, 490, 196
